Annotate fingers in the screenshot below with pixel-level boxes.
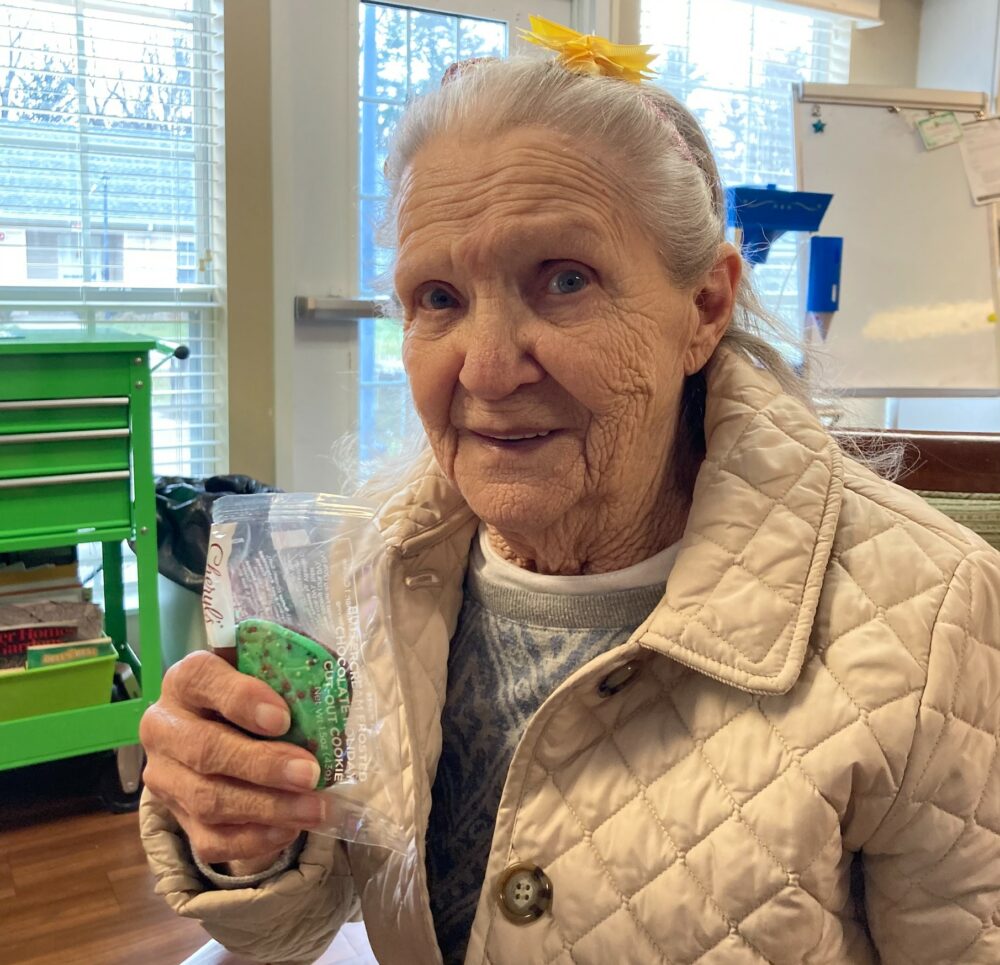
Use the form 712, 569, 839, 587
169, 801, 300, 866
144, 755, 326, 831
161, 650, 291, 737
141, 650, 328, 871
140, 702, 320, 792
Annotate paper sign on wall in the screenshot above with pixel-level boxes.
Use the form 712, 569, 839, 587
959, 118, 1000, 206
916, 111, 963, 150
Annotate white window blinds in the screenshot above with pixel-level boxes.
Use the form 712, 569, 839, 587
641, 0, 851, 334
0, 0, 227, 477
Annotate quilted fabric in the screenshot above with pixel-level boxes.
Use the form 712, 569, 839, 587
139, 349, 1000, 964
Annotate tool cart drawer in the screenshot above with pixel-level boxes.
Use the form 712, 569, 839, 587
0, 471, 132, 538
0, 429, 131, 479
0, 397, 130, 434
0, 351, 134, 401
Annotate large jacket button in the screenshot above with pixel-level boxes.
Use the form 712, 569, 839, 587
497, 862, 553, 923
597, 661, 641, 697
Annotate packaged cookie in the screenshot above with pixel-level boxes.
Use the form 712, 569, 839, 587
203, 493, 406, 853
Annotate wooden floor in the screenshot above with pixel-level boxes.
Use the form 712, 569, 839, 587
0, 754, 212, 965
0, 756, 378, 965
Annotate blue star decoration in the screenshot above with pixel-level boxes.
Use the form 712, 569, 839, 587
812, 118, 827, 133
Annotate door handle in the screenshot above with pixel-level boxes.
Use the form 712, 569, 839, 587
294, 297, 390, 322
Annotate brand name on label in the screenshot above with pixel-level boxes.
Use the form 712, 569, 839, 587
202, 523, 236, 649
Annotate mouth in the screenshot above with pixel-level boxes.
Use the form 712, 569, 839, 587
468, 428, 560, 450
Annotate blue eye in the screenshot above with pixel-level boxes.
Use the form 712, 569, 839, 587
419, 286, 458, 310
548, 269, 588, 295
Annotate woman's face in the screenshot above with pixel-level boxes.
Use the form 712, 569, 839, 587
396, 124, 724, 536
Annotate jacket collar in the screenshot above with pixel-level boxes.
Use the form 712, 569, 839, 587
637, 350, 844, 694
374, 349, 844, 696
373, 450, 476, 559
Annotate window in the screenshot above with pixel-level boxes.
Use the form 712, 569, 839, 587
25, 228, 81, 280
24, 228, 124, 281
356, 1, 506, 466
0, 0, 227, 478
176, 237, 196, 284
641, 0, 851, 334
358, 1, 507, 293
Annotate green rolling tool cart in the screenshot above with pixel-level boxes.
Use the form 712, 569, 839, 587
0, 328, 164, 808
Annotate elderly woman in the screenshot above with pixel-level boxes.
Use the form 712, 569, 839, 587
139, 26, 1000, 965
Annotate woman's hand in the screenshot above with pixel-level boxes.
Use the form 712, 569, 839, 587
140, 650, 326, 876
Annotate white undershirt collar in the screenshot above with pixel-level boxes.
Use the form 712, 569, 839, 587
472, 523, 681, 597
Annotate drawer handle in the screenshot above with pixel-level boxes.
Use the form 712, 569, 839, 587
0, 470, 130, 490
0, 397, 129, 411
0, 429, 130, 445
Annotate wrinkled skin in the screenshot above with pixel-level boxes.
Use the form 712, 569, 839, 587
397, 124, 741, 574
140, 651, 328, 875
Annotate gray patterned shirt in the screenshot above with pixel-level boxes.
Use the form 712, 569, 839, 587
425, 531, 676, 963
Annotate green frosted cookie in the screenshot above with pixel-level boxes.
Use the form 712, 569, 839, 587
236, 618, 352, 788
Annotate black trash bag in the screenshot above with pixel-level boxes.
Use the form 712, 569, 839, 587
154, 475, 282, 592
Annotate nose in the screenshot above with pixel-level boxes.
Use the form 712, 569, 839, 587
458, 297, 545, 401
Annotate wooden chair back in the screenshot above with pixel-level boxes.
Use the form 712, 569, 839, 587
835, 429, 1000, 495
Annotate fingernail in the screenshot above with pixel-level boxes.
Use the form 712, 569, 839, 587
293, 794, 326, 824
255, 703, 289, 734
285, 758, 321, 789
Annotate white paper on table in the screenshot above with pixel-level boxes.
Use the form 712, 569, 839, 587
959, 117, 1000, 205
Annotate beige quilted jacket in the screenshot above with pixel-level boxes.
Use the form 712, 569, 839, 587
141, 350, 1000, 964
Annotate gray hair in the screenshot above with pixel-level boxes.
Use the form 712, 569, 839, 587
352, 56, 901, 495
381, 56, 806, 401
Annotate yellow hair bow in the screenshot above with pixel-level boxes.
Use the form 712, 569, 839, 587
519, 15, 657, 84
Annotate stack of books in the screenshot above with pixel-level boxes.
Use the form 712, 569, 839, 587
0, 546, 85, 604
0, 548, 113, 674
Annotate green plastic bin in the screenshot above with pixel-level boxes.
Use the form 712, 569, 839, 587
0, 652, 116, 722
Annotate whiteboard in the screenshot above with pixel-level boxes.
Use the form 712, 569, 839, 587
793, 87, 1000, 392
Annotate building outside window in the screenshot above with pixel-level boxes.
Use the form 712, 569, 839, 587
23, 228, 124, 282
176, 238, 197, 284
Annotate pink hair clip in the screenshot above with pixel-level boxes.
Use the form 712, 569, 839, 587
638, 92, 697, 164
441, 57, 498, 86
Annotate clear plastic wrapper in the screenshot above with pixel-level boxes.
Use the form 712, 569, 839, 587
203, 492, 407, 854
